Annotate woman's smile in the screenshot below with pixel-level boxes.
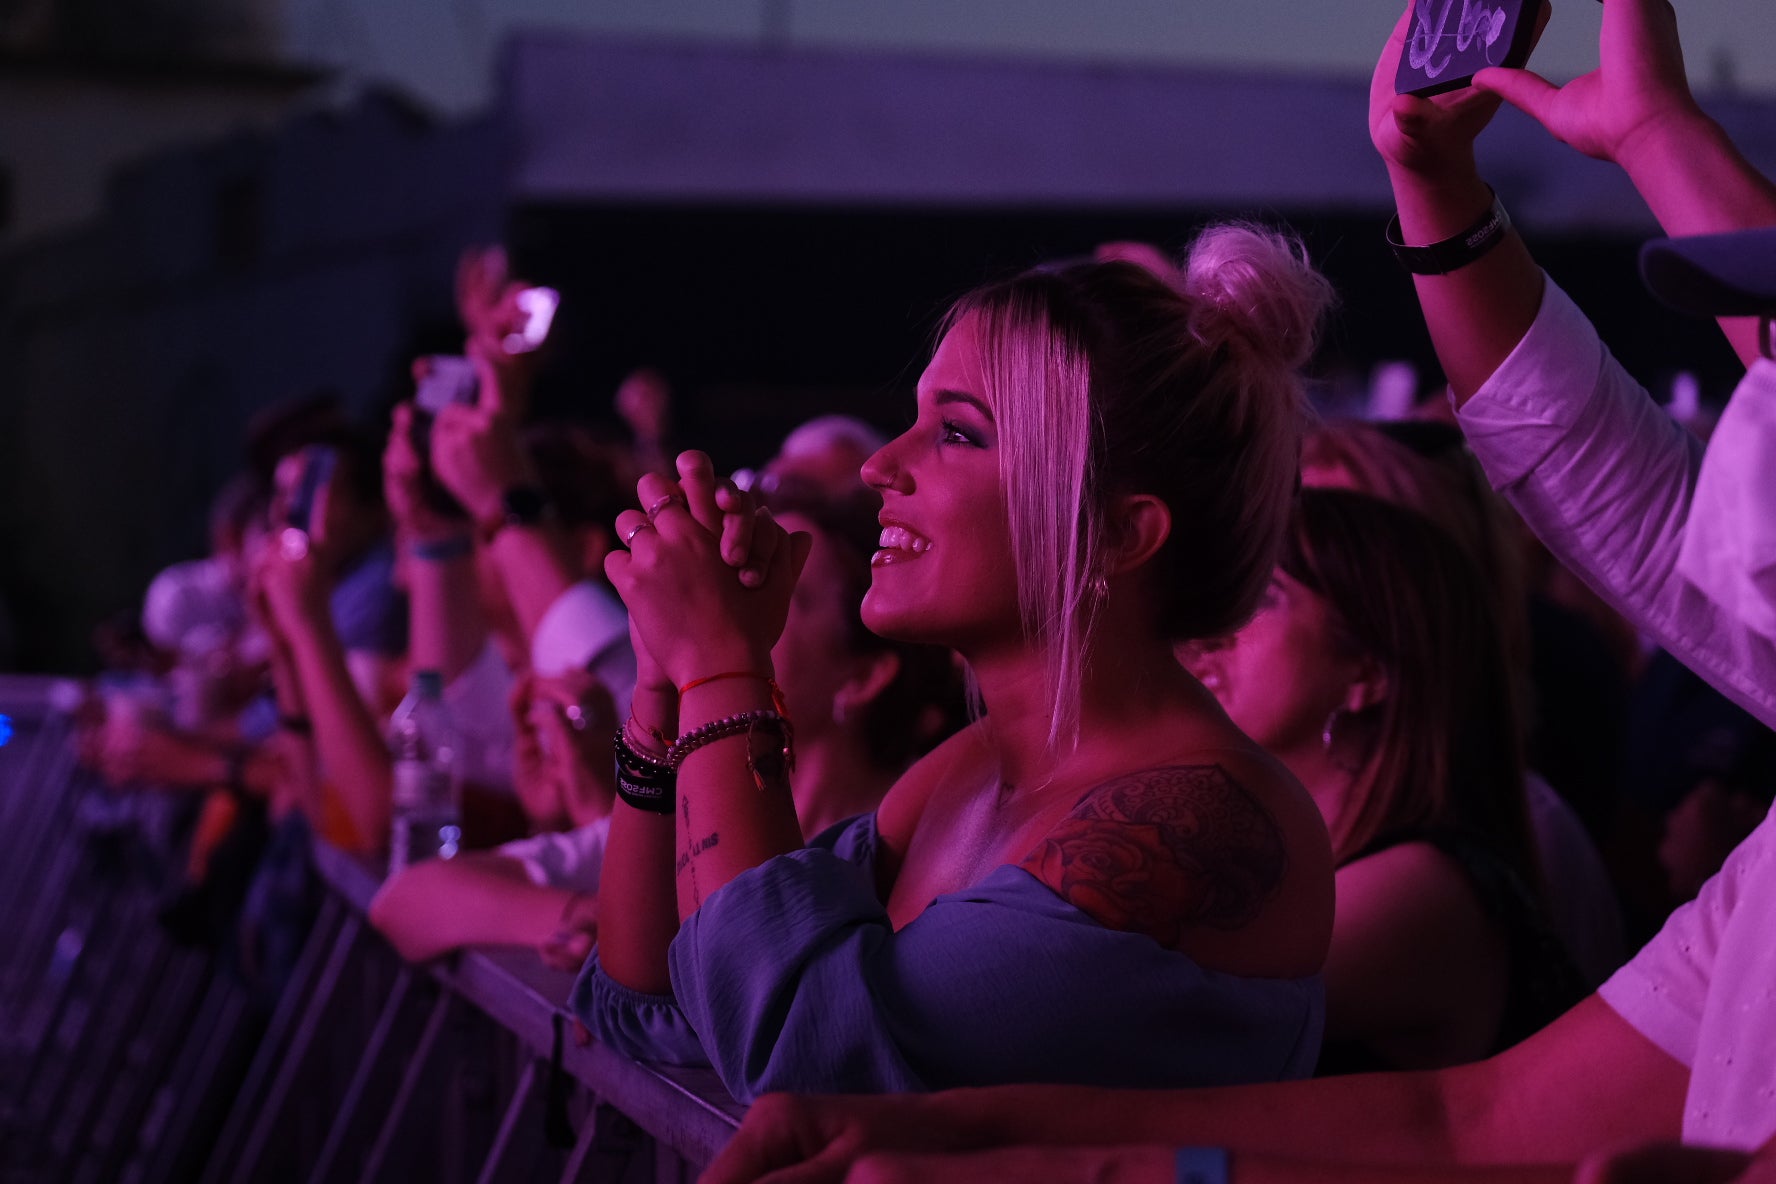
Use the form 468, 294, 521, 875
872, 521, 933, 566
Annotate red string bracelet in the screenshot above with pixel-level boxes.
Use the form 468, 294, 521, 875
678, 671, 790, 720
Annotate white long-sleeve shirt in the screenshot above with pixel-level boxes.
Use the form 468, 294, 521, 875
1457, 273, 1776, 730
1459, 272, 1776, 1150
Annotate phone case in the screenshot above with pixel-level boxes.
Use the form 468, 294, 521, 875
286, 446, 338, 532
1395, 0, 1543, 98
414, 355, 479, 415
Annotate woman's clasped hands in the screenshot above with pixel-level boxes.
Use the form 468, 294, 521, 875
606, 451, 813, 688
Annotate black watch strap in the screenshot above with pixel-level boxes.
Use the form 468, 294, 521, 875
1387, 191, 1511, 276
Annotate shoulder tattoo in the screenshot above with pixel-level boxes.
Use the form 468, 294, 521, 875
1016, 764, 1289, 947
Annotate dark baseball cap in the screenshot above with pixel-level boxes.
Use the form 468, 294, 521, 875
1640, 226, 1776, 317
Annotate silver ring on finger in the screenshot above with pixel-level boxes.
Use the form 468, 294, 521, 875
645, 494, 686, 520
622, 521, 653, 546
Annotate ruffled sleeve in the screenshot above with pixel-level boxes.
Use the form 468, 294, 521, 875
667, 817, 1322, 1102
570, 952, 709, 1066
570, 814, 879, 1072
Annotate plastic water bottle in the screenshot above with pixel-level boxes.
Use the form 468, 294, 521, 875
387, 670, 463, 876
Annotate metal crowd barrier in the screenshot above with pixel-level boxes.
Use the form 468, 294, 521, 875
0, 675, 743, 1183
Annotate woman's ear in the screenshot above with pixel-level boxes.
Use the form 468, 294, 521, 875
834, 650, 902, 725
1341, 655, 1389, 715
1105, 494, 1172, 575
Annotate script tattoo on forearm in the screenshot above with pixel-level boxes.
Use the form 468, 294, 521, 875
1017, 765, 1288, 948
677, 794, 700, 903
675, 832, 720, 878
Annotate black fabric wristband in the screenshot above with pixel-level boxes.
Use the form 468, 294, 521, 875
1387, 190, 1511, 275
614, 729, 675, 814
615, 769, 673, 814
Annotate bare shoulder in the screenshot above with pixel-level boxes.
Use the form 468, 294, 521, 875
1335, 839, 1491, 943
1015, 762, 1295, 948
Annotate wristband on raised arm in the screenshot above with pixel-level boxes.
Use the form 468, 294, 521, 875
1387, 189, 1511, 275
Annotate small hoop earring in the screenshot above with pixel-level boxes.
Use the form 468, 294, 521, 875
1322, 707, 1365, 774
1090, 573, 1110, 601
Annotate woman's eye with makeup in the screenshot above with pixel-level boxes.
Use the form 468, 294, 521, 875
939, 418, 979, 447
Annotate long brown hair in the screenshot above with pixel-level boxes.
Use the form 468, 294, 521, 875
1281, 489, 1536, 885
1303, 418, 1529, 687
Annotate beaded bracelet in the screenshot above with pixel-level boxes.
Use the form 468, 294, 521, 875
668, 709, 794, 791
613, 728, 675, 814
627, 714, 670, 751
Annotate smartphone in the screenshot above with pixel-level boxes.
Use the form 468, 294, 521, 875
285, 445, 338, 533
414, 355, 479, 415
503, 286, 559, 354
1395, 0, 1545, 97
410, 358, 477, 519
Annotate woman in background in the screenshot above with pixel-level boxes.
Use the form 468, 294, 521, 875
1183, 489, 1581, 1071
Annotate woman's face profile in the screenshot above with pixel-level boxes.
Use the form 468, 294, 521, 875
1180, 569, 1361, 767
859, 312, 1019, 653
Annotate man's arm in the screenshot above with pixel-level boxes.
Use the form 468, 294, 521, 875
385, 402, 489, 684
255, 543, 395, 854
367, 852, 573, 963
429, 398, 584, 648
704, 996, 1685, 1183
842, 1147, 1579, 1184
1369, 1, 1547, 407
1473, 0, 1776, 368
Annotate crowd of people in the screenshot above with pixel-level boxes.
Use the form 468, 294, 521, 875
65, 0, 1776, 1178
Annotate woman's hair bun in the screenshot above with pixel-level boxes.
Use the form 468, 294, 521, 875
1181, 223, 1335, 372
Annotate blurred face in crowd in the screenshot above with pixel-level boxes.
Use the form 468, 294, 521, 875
1179, 569, 1365, 771
771, 513, 868, 736
511, 671, 616, 833
858, 313, 1019, 654
765, 439, 877, 498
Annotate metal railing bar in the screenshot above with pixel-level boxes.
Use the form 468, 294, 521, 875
136, 980, 253, 1184
197, 891, 345, 1184
1, 784, 92, 1016
556, 1105, 601, 1184
52, 922, 178, 1161
471, 1056, 541, 1184
7, 878, 122, 1118
228, 910, 368, 1183
78, 947, 213, 1184
304, 965, 416, 1184
0, 717, 71, 870
356, 988, 456, 1184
